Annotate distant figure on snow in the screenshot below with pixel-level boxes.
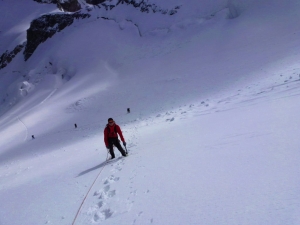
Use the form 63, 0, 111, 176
104, 118, 127, 159
74, 123, 77, 128
32, 135, 35, 139
127, 108, 130, 113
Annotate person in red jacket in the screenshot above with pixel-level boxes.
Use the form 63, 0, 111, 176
104, 118, 127, 159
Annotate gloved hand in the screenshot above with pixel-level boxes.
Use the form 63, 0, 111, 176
123, 142, 126, 147
106, 146, 110, 149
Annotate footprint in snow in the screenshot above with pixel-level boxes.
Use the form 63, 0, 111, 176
166, 117, 175, 122
103, 175, 120, 185
93, 208, 113, 222
97, 201, 103, 208
111, 166, 122, 173
94, 184, 116, 199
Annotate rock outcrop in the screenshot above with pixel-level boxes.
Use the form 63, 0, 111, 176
33, 0, 56, 3
57, 0, 81, 12
24, 12, 90, 61
0, 44, 25, 69
116, 0, 180, 15
85, 0, 180, 15
86, 0, 106, 5
0, 0, 180, 68
33, 0, 180, 14
33, 0, 81, 12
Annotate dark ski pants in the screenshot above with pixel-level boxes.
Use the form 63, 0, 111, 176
108, 137, 126, 158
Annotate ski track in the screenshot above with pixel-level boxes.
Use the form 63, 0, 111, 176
17, 116, 28, 141
40, 88, 58, 104
0, 87, 59, 144
74, 72, 300, 224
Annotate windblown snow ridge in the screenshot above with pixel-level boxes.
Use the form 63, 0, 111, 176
97, 0, 181, 16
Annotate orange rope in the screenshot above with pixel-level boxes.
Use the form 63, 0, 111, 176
72, 152, 109, 225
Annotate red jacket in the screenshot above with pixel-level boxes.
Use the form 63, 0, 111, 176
104, 124, 125, 146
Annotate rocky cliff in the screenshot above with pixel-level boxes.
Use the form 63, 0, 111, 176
0, 0, 180, 69
24, 12, 90, 61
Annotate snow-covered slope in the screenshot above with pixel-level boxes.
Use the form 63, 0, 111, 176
0, 0, 300, 224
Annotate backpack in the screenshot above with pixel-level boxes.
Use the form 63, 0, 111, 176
106, 124, 117, 136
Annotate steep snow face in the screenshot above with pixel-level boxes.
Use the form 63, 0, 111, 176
0, 1, 300, 225
0, 0, 300, 144
0, 0, 57, 54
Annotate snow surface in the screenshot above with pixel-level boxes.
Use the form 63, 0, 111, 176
0, 0, 300, 224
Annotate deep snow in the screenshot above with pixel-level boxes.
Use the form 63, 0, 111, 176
0, 0, 300, 224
